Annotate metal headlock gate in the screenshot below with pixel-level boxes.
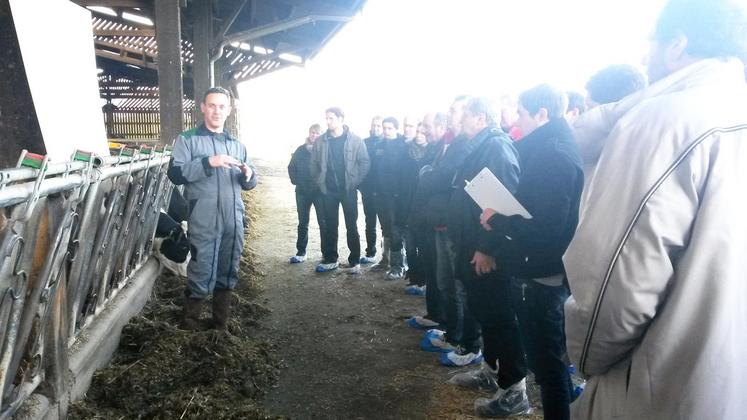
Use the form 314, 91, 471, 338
0, 146, 173, 419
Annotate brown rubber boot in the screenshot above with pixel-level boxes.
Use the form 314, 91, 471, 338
180, 296, 203, 330
212, 289, 233, 331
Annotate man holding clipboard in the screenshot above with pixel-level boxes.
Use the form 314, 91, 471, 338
444, 97, 530, 417
479, 85, 584, 419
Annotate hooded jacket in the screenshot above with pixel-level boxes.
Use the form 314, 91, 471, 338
564, 58, 747, 420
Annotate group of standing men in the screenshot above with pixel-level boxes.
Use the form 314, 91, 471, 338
287, 0, 747, 418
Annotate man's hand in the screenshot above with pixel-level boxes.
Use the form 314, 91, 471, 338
240, 163, 253, 180
480, 208, 497, 231
208, 154, 240, 168
471, 251, 496, 276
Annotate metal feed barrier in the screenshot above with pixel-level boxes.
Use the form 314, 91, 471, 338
0, 146, 173, 419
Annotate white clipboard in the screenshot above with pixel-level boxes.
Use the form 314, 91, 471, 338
464, 167, 532, 219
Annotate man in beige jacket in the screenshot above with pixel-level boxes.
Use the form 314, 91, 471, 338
564, 0, 747, 418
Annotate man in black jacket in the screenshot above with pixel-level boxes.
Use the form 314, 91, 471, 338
479, 85, 583, 419
446, 97, 530, 417
373, 117, 409, 279
359, 116, 384, 264
288, 124, 324, 263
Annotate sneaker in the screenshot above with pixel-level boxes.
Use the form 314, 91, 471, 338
440, 348, 484, 367
359, 255, 376, 264
404, 285, 426, 296
289, 255, 306, 264
448, 361, 500, 391
386, 267, 404, 280
315, 262, 339, 273
348, 264, 361, 275
420, 330, 457, 353
406, 316, 440, 330
474, 378, 532, 418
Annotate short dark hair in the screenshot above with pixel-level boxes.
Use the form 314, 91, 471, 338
325, 107, 345, 119
202, 86, 231, 103
382, 116, 399, 129
519, 84, 568, 119
654, 0, 747, 59
586, 64, 647, 105
566, 91, 587, 114
309, 124, 321, 132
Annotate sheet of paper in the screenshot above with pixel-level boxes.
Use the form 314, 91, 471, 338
10, 0, 109, 161
464, 167, 532, 219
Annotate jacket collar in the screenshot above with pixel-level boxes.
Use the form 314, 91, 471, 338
469, 125, 504, 149
196, 123, 235, 141
520, 118, 572, 146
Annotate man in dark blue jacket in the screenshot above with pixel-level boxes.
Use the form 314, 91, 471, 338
359, 116, 383, 264
479, 85, 583, 419
287, 124, 324, 263
446, 97, 530, 417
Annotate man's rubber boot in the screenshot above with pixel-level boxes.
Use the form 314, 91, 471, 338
180, 295, 203, 330
212, 289, 233, 331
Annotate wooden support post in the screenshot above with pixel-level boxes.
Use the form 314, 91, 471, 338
154, 0, 183, 145
192, 0, 213, 125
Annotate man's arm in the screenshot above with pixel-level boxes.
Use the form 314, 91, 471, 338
287, 148, 300, 186
238, 145, 257, 190
476, 140, 520, 255
167, 135, 213, 185
487, 157, 581, 252
355, 138, 370, 187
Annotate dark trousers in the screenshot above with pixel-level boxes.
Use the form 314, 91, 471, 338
320, 190, 360, 265
420, 230, 444, 323
435, 231, 478, 346
295, 189, 324, 256
378, 193, 406, 269
360, 190, 378, 258
510, 278, 573, 420
462, 263, 527, 390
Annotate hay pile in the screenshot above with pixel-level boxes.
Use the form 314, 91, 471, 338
69, 191, 280, 419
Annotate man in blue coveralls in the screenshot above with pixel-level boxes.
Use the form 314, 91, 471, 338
167, 87, 257, 331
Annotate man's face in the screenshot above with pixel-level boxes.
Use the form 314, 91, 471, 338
421, 115, 436, 142
370, 119, 383, 137
460, 108, 482, 139
382, 122, 398, 139
432, 123, 447, 142
448, 100, 466, 135
403, 118, 417, 139
200, 93, 231, 131
308, 129, 321, 144
326, 112, 343, 132
517, 104, 541, 136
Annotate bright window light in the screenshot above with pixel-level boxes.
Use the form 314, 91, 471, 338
279, 53, 302, 64
122, 12, 154, 26
87, 6, 117, 16
253, 46, 273, 55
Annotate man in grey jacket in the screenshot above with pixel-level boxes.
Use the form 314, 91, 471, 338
564, 0, 747, 418
167, 87, 257, 331
310, 107, 370, 274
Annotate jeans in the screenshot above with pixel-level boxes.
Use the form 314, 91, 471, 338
435, 231, 478, 346
360, 190, 379, 258
295, 189, 324, 256
320, 190, 360, 265
510, 278, 573, 420
461, 263, 527, 389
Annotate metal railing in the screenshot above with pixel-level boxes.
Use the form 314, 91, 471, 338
0, 146, 173, 419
